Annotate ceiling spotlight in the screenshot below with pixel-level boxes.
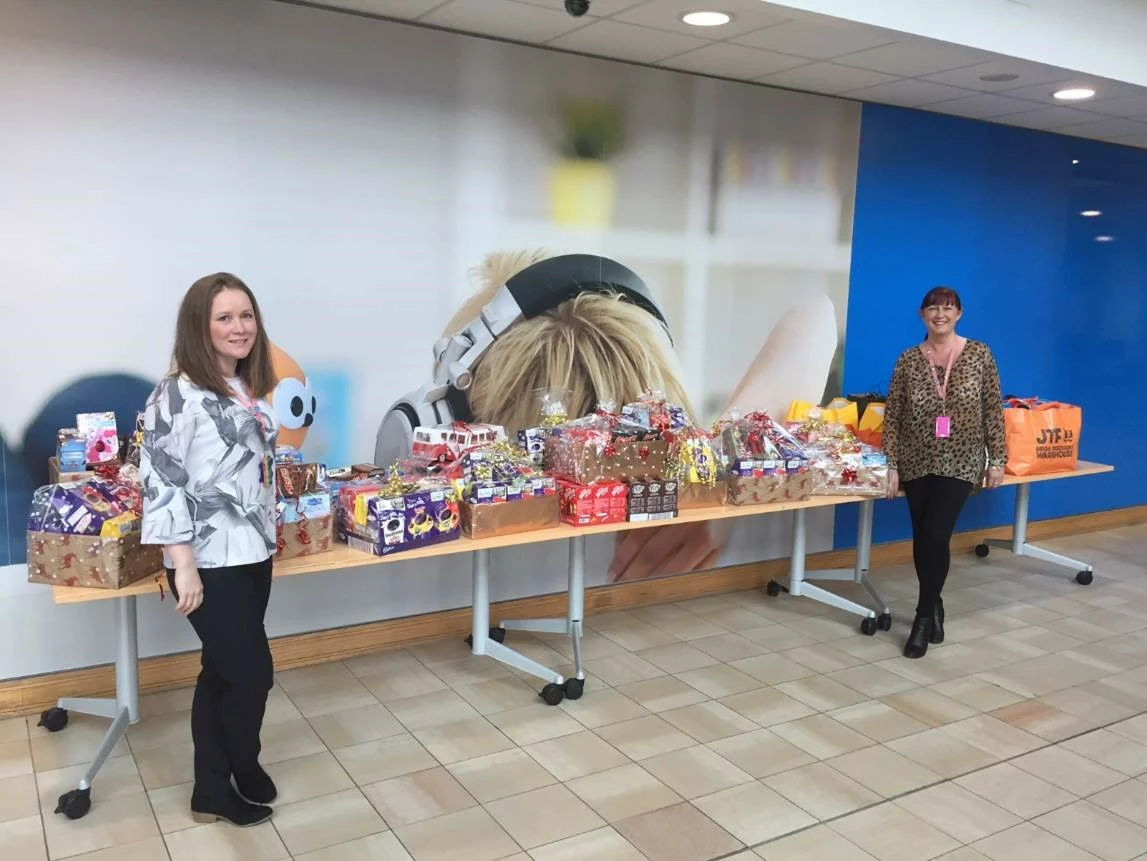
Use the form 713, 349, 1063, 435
681, 10, 732, 26
1072, 159, 1080, 165
1053, 86, 1096, 101
1080, 210, 1102, 217
980, 72, 1020, 83
1095, 235, 1115, 242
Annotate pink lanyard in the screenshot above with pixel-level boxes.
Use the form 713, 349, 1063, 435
921, 343, 959, 403
231, 382, 271, 434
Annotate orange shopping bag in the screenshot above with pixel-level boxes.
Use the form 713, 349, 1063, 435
1003, 398, 1082, 476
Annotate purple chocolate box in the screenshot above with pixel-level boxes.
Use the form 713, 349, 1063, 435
354, 486, 461, 556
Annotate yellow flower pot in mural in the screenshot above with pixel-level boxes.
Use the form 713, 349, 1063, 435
549, 158, 617, 228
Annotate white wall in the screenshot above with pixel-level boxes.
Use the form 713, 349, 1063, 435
0, 0, 854, 680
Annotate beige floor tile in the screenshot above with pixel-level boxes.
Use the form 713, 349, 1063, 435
614, 801, 742, 861
286, 677, 380, 719
676, 664, 762, 699
828, 701, 930, 743
386, 690, 481, 732
729, 655, 817, 686
36, 755, 143, 811
829, 802, 961, 861
1111, 714, 1147, 746
147, 782, 198, 835
990, 699, 1097, 742
165, 820, 288, 861
595, 715, 696, 761
688, 632, 771, 663
584, 653, 665, 687
659, 701, 757, 743
558, 688, 649, 730
828, 635, 903, 663
1088, 778, 1147, 825
719, 687, 815, 727
0, 774, 39, 825
981, 654, 1109, 698
0, 719, 28, 745
29, 717, 127, 773
828, 665, 918, 699
42, 791, 159, 860
523, 730, 627, 781
777, 676, 870, 711
452, 677, 542, 716
334, 733, 437, 785
427, 655, 515, 688
642, 745, 753, 799
931, 676, 1026, 712
894, 783, 1021, 844
413, 717, 515, 766
265, 750, 356, 805
486, 705, 582, 747
695, 780, 815, 844
1039, 688, 1137, 726
276, 663, 357, 693
0, 815, 46, 861
407, 637, 474, 667
933, 850, 993, 861
754, 823, 880, 860
65, 835, 169, 860
566, 763, 681, 822
956, 762, 1077, 819
615, 677, 707, 713
259, 718, 328, 765
1063, 729, 1147, 777
770, 714, 874, 760
134, 742, 193, 791
1035, 799, 1147, 861
294, 831, 414, 860
342, 649, 423, 680
707, 729, 815, 779
125, 711, 192, 754
940, 715, 1044, 759
358, 667, 448, 704
635, 643, 721, 674
827, 745, 941, 798
273, 787, 387, 856
446, 748, 556, 803
881, 688, 979, 727
264, 687, 305, 726
1013, 746, 1126, 796
529, 825, 645, 861
361, 766, 476, 828
972, 822, 1105, 861
780, 643, 867, 674
886, 728, 999, 779
592, 618, 678, 653
764, 761, 880, 819
485, 783, 604, 850
875, 655, 966, 687
307, 703, 406, 750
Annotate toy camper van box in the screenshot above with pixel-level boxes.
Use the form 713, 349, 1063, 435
410, 423, 506, 465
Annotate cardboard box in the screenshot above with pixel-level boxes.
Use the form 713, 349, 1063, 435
26, 530, 161, 589
557, 479, 628, 527
627, 478, 679, 522
727, 471, 813, 506
276, 514, 334, 560
676, 482, 726, 511
545, 435, 670, 485
48, 457, 95, 486
460, 495, 560, 539
346, 486, 461, 556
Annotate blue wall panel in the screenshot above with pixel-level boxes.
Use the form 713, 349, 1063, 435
836, 103, 1146, 549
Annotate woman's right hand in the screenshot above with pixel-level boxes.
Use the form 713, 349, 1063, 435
173, 564, 204, 615
886, 468, 899, 499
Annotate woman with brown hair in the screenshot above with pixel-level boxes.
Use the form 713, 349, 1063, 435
140, 273, 280, 827
884, 286, 1007, 659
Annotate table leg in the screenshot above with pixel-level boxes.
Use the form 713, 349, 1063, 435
979, 483, 1096, 585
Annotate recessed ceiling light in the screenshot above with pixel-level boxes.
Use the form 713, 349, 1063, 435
1054, 86, 1096, 101
1095, 235, 1115, 242
681, 10, 732, 26
980, 73, 1020, 83
1081, 210, 1102, 217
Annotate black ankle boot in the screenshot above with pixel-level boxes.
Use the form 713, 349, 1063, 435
191, 787, 273, 827
904, 614, 934, 659
931, 599, 945, 645
235, 766, 277, 805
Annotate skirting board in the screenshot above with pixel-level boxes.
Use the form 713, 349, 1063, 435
2, 504, 1143, 718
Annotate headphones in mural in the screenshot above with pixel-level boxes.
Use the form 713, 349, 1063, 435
374, 253, 670, 467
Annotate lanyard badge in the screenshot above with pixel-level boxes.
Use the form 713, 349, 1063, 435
922, 345, 959, 439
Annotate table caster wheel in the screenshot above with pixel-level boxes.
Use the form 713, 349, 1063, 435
860, 617, 878, 636
974, 543, 989, 558
877, 612, 892, 631
765, 580, 783, 597
539, 683, 565, 706
1076, 570, 1093, 586
37, 707, 68, 733
54, 788, 90, 820
464, 627, 507, 647
563, 678, 585, 700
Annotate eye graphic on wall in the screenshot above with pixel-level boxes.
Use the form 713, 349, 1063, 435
269, 341, 317, 449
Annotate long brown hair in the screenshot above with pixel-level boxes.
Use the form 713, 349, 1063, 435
172, 273, 275, 398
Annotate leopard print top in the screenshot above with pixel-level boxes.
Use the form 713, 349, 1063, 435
884, 339, 1007, 486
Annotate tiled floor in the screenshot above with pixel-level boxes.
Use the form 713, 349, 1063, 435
3, 525, 1147, 860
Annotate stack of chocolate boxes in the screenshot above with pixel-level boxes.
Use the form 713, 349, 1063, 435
274, 448, 334, 560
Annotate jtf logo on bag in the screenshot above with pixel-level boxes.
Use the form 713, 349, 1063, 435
1035, 427, 1074, 445
1035, 426, 1076, 460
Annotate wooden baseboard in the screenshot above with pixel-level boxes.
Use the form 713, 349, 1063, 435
3, 504, 1143, 719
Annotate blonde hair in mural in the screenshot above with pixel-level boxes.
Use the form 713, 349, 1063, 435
443, 250, 695, 436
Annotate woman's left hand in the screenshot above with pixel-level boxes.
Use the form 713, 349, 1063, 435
984, 466, 1005, 489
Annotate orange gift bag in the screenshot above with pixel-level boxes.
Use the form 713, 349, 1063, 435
1003, 398, 1082, 476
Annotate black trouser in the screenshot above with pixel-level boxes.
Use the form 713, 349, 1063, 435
903, 475, 974, 617
167, 557, 274, 802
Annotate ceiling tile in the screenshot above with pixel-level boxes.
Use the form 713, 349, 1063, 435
920, 58, 1073, 92
834, 40, 991, 77
926, 92, 1043, 120
1108, 133, 1147, 150
994, 106, 1109, 130
421, 0, 585, 41
659, 43, 808, 79
612, 0, 793, 40
844, 78, 975, 108
999, 76, 1142, 106
757, 61, 898, 95
512, 0, 648, 14
1079, 93, 1147, 118
304, 0, 446, 18
1054, 117, 1147, 140
547, 18, 708, 62
732, 18, 897, 60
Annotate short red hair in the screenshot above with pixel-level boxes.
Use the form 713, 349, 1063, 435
920, 286, 962, 311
